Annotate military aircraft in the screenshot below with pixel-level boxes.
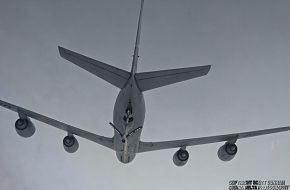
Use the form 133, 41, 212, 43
0, 0, 289, 166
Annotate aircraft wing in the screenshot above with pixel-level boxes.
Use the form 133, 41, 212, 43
0, 99, 114, 150
138, 126, 290, 152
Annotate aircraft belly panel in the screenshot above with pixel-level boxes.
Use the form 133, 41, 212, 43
112, 79, 145, 161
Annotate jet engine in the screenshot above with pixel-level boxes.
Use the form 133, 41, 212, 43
173, 148, 189, 166
217, 142, 238, 161
63, 135, 79, 153
15, 118, 35, 138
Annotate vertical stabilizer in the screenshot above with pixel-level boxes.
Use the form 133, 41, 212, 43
131, 0, 144, 75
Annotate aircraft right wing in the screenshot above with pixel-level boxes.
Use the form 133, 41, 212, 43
138, 126, 290, 152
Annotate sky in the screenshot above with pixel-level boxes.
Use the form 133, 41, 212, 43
0, 0, 290, 189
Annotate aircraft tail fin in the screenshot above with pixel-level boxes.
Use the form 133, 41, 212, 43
131, 0, 144, 75
58, 46, 130, 89
135, 65, 211, 91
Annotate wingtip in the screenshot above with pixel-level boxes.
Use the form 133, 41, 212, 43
201, 65, 211, 75
205, 64, 211, 69
58, 46, 63, 52
206, 65, 211, 73
58, 46, 65, 57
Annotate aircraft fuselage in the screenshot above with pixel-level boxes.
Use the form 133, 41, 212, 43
113, 76, 145, 163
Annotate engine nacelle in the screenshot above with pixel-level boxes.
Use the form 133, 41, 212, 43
173, 148, 189, 166
217, 142, 238, 161
63, 135, 79, 153
15, 118, 35, 138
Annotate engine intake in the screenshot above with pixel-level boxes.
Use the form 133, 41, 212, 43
217, 142, 238, 161
15, 118, 35, 138
63, 135, 79, 153
173, 148, 189, 166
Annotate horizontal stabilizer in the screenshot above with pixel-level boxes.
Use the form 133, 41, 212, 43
58, 46, 130, 89
135, 65, 211, 91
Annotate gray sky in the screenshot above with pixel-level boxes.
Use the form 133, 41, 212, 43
0, 0, 290, 189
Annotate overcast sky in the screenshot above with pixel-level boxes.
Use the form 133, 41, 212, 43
0, 0, 290, 189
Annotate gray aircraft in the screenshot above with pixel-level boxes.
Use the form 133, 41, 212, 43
1, 0, 290, 166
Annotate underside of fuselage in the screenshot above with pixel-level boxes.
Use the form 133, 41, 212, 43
113, 76, 145, 163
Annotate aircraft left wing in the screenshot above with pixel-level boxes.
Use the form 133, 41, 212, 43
138, 126, 290, 152
0, 99, 114, 150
